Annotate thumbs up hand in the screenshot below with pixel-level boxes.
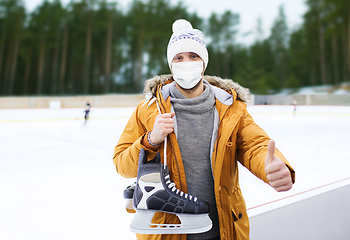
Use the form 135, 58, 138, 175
265, 140, 293, 192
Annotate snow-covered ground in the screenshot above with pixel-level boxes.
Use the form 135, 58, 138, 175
277, 82, 350, 95
1, 105, 350, 240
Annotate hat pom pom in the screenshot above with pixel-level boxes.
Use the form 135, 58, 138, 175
172, 19, 193, 33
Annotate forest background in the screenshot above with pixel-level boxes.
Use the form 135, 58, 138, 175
0, 0, 349, 96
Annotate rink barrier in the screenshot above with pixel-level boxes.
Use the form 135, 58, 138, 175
0, 94, 350, 108
248, 177, 350, 239
254, 94, 350, 105
0, 94, 144, 109
0, 116, 131, 123
2, 111, 349, 123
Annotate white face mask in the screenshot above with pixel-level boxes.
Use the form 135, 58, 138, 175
171, 61, 203, 89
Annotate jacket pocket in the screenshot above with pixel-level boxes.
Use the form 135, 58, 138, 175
231, 208, 243, 222
230, 188, 250, 240
230, 187, 244, 221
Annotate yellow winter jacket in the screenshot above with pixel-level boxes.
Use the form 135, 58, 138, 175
113, 75, 295, 240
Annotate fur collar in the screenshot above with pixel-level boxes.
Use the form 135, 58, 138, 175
144, 74, 251, 104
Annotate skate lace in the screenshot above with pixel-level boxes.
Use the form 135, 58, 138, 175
164, 175, 198, 202
155, 101, 198, 203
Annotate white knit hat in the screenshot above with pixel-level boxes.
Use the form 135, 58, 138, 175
167, 19, 209, 69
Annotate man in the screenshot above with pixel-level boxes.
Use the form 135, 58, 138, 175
114, 19, 295, 240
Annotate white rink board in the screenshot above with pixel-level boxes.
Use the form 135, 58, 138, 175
1, 105, 350, 240
248, 178, 350, 239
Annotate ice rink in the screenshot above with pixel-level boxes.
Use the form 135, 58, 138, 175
1, 104, 350, 240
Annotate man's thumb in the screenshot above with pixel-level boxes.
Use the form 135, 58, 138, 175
265, 140, 276, 165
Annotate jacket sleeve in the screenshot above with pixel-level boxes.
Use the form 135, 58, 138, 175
236, 109, 295, 184
113, 105, 145, 178
113, 102, 160, 178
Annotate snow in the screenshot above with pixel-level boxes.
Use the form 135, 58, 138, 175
1, 105, 350, 239
293, 85, 334, 94
333, 89, 350, 95
278, 84, 350, 95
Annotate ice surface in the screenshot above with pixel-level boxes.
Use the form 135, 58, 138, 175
1, 105, 350, 239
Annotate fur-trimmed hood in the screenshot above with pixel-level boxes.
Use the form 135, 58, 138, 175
144, 74, 251, 104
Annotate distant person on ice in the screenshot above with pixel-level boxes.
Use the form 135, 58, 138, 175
293, 99, 298, 115
84, 102, 91, 124
113, 19, 295, 240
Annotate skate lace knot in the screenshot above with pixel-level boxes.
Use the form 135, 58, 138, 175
164, 175, 197, 202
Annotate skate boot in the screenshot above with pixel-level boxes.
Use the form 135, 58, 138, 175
130, 148, 212, 234
123, 182, 136, 212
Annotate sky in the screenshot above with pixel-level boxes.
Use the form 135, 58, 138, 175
23, 0, 308, 45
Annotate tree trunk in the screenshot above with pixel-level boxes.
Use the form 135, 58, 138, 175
84, 12, 92, 94
0, 33, 5, 88
3, 40, 13, 94
23, 42, 32, 95
134, 21, 144, 92
216, 52, 220, 77
348, 6, 350, 77
59, 26, 68, 94
51, 31, 60, 95
224, 51, 229, 78
280, 53, 286, 88
37, 36, 46, 94
311, 64, 316, 86
135, 48, 143, 92
332, 36, 339, 84
104, 16, 113, 93
8, 36, 20, 94
318, 13, 327, 85
342, 27, 348, 82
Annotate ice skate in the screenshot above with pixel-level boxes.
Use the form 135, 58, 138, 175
123, 182, 136, 212
130, 148, 212, 234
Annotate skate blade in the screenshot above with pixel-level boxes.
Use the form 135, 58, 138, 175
130, 210, 212, 234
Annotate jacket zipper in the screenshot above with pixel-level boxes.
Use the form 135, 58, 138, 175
213, 88, 238, 165
213, 103, 231, 165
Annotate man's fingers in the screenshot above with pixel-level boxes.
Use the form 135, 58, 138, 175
269, 178, 293, 192
266, 157, 293, 192
155, 114, 174, 126
266, 164, 290, 181
151, 112, 175, 145
156, 113, 175, 122
272, 183, 293, 192
265, 158, 286, 174
161, 112, 175, 118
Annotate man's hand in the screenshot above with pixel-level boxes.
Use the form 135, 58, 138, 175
265, 140, 293, 192
149, 112, 175, 145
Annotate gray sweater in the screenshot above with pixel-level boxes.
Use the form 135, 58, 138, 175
169, 82, 220, 240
